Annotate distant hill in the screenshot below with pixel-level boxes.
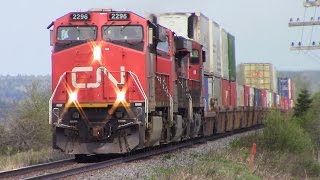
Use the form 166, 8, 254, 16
0, 75, 50, 123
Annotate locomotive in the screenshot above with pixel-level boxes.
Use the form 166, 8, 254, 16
48, 9, 267, 159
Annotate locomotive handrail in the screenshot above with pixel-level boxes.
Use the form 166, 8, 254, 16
155, 73, 174, 126
128, 71, 149, 128
49, 72, 67, 125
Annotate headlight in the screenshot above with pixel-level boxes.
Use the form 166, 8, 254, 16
69, 92, 78, 102
93, 46, 102, 62
116, 91, 126, 102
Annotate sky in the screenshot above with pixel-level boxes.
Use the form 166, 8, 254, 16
1, 0, 320, 75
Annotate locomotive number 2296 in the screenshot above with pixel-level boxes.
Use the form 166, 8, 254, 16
71, 13, 90, 21
109, 13, 130, 20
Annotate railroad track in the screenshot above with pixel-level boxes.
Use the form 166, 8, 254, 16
0, 125, 262, 180
0, 158, 75, 179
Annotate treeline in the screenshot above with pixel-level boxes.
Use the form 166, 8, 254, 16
0, 75, 50, 123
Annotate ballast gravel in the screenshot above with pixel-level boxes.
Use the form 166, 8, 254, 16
74, 130, 261, 180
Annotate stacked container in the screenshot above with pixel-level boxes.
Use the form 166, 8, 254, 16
221, 79, 230, 107
227, 33, 236, 81
243, 85, 251, 107
237, 63, 278, 93
254, 88, 262, 107
267, 91, 273, 108
261, 89, 267, 108
220, 28, 229, 80
237, 84, 244, 107
278, 77, 294, 99
230, 81, 237, 107
214, 77, 222, 107
210, 21, 222, 77
158, 13, 213, 74
249, 87, 255, 107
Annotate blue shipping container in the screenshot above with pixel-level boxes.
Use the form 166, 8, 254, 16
254, 88, 262, 107
278, 78, 290, 98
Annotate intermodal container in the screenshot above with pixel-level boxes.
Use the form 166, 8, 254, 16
220, 28, 229, 80
243, 85, 250, 107
221, 79, 230, 107
250, 87, 255, 107
278, 77, 293, 99
237, 84, 244, 107
267, 91, 273, 108
227, 33, 236, 81
254, 88, 262, 107
261, 89, 267, 108
214, 77, 222, 107
237, 63, 277, 93
210, 21, 222, 77
158, 13, 211, 73
289, 99, 294, 109
230, 81, 237, 107
207, 76, 216, 111
275, 94, 280, 108
284, 97, 289, 110
204, 76, 209, 111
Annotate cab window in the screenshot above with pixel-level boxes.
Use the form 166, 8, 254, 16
157, 36, 169, 53
102, 25, 144, 51
102, 25, 143, 41
190, 49, 200, 64
57, 26, 97, 41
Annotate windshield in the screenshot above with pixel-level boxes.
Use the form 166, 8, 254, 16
57, 26, 97, 41
102, 25, 143, 42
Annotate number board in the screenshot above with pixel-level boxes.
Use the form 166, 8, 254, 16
109, 13, 130, 21
70, 13, 91, 21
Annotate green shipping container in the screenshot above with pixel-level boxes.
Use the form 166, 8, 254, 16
228, 33, 236, 81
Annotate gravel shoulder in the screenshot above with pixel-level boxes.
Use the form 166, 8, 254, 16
73, 130, 261, 180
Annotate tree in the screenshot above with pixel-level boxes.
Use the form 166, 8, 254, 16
8, 80, 51, 151
294, 89, 313, 117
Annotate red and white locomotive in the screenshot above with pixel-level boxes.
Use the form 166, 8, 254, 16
48, 9, 206, 158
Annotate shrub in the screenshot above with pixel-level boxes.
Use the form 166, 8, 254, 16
262, 111, 313, 154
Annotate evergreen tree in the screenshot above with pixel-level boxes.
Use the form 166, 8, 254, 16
294, 89, 313, 117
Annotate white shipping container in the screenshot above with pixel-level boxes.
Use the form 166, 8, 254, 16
237, 83, 244, 107
158, 13, 211, 72
220, 28, 229, 80
272, 65, 278, 94
267, 91, 273, 108
289, 99, 294, 109
288, 79, 292, 99
276, 95, 280, 107
209, 20, 221, 76
214, 77, 222, 107
249, 87, 255, 107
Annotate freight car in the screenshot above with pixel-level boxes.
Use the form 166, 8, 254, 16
47, 9, 288, 161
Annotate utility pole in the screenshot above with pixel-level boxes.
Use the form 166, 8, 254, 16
289, 0, 320, 50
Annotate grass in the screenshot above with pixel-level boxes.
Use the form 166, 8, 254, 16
0, 148, 71, 171
151, 111, 320, 179
230, 111, 320, 178
151, 149, 260, 180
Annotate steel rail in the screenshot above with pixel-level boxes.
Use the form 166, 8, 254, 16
0, 158, 74, 179
26, 125, 263, 180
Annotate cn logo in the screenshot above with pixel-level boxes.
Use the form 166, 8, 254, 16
71, 66, 125, 88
